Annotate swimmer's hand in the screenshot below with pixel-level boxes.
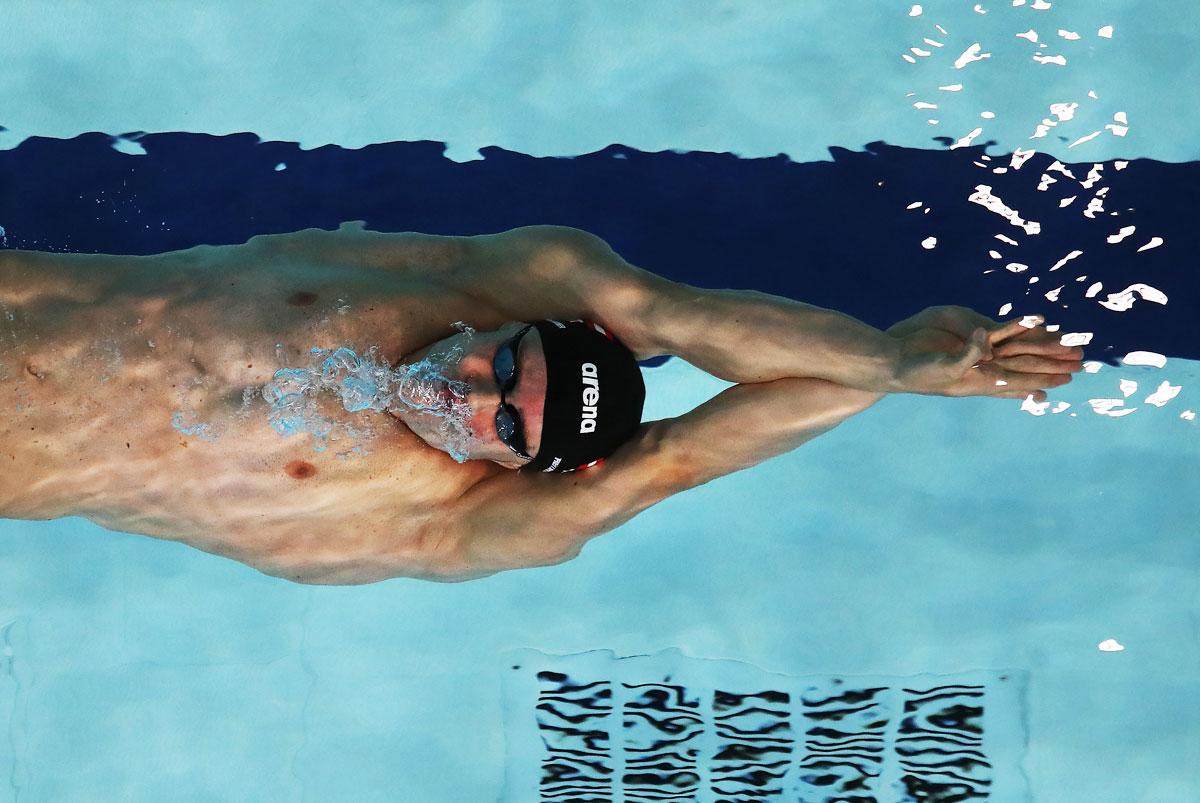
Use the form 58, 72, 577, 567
886, 305, 1085, 401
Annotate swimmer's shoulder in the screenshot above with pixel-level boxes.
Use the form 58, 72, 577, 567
241, 221, 473, 275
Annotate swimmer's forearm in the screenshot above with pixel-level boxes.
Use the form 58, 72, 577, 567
647, 286, 902, 392
657, 377, 885, 489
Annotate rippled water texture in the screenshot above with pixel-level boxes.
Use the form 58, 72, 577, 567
260, 326, 476, 461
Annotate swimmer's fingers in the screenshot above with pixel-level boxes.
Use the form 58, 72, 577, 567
986, 317, 1046, 348
990, 354, 1085, 374
982, 367, 1073, 396
993, 389, 1048, 401
993, 335, 1084, 361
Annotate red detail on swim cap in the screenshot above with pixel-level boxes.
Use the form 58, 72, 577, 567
585, 320, 614, 340
576, 458, 604, 471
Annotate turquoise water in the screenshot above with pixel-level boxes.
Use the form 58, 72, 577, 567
2, 1, 1198, 801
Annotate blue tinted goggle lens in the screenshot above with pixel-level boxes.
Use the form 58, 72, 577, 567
493, 326, 532, 458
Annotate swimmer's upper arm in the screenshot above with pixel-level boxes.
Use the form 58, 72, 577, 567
435, 377, 882, 581
454, 225, 687, 359
245, 221, 472, 272
433, 420, 686, 581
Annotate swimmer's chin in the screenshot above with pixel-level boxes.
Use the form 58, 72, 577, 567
392, 413, 522, 470
430, 437, 527, 470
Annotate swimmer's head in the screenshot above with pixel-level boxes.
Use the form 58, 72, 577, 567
398, 320, 645, 471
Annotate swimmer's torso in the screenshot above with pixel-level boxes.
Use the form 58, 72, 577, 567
0, 227, 523, 583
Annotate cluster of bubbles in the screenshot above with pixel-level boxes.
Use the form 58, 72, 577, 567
261, 323, 478, 461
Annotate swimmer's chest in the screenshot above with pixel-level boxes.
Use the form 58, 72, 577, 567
82, 409, 499, 581
194, 253, 518, 372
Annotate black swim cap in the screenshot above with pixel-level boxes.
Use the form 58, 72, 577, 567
525, 320, 646, 473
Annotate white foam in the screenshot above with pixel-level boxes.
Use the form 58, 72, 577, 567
909, 4, 923, 16
1058, 29, 1080, 40
954, 43, 992, 69
921, 236, 938, 249
1049, 102, 1078, 122
1010, 147, 1035, 169
1119, 379, 1138, 397
1099, 284, 1168, 312
1060, 332, 1094, 346
1016, 29, 1038, 42
1088, 399, 1137, 417
969, 185, 1041, 235
1044, 285, 1064, 302
1085, 282, 1103, 298
1145, 381, 1181, 407
1122, 351, 1167, 368
1137, 237, 1164, 252
1106, 225, 1136, 244
999, 302, 1013, 315
1033, 54, 1067, 66
1049, 250, 1084, 271
951, 127, 985, 149
1098, 639, 1125, 652
1059, 196, 1077, 207
1098, 25, 1114, 38
1021, 396, 1050, 415
1006, 263, 1030, 272
939, 83, 964, 91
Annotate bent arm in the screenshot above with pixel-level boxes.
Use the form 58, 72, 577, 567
436, 378, 884, 582
458, 225, 904, 392
429, 226, 1077, 398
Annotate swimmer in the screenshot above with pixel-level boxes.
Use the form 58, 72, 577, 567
0, 223, 1083, 584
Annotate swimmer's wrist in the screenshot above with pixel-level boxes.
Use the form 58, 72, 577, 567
870, 334, 907, 394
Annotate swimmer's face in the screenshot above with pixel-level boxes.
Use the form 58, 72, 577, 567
400, 322, 546, 469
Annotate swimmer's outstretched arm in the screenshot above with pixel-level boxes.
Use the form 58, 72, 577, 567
437, 377, 883, 581
458, 226, 1082, 398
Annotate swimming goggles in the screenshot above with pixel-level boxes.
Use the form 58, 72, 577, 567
493, 324, 533, 459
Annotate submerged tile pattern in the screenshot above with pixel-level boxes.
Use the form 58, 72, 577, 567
502, 649, 1028, 802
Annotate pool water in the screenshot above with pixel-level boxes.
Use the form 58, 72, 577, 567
1, 1, 1197, 800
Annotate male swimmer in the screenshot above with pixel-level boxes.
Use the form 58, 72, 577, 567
0, 223, 1083, 584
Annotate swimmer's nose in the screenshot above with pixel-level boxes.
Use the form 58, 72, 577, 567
468, 384, 502, 409
458, 352, 502, 392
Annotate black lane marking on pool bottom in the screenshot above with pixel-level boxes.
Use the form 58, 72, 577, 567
503, 650, 1026, 802
1, 134, 1195, 367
